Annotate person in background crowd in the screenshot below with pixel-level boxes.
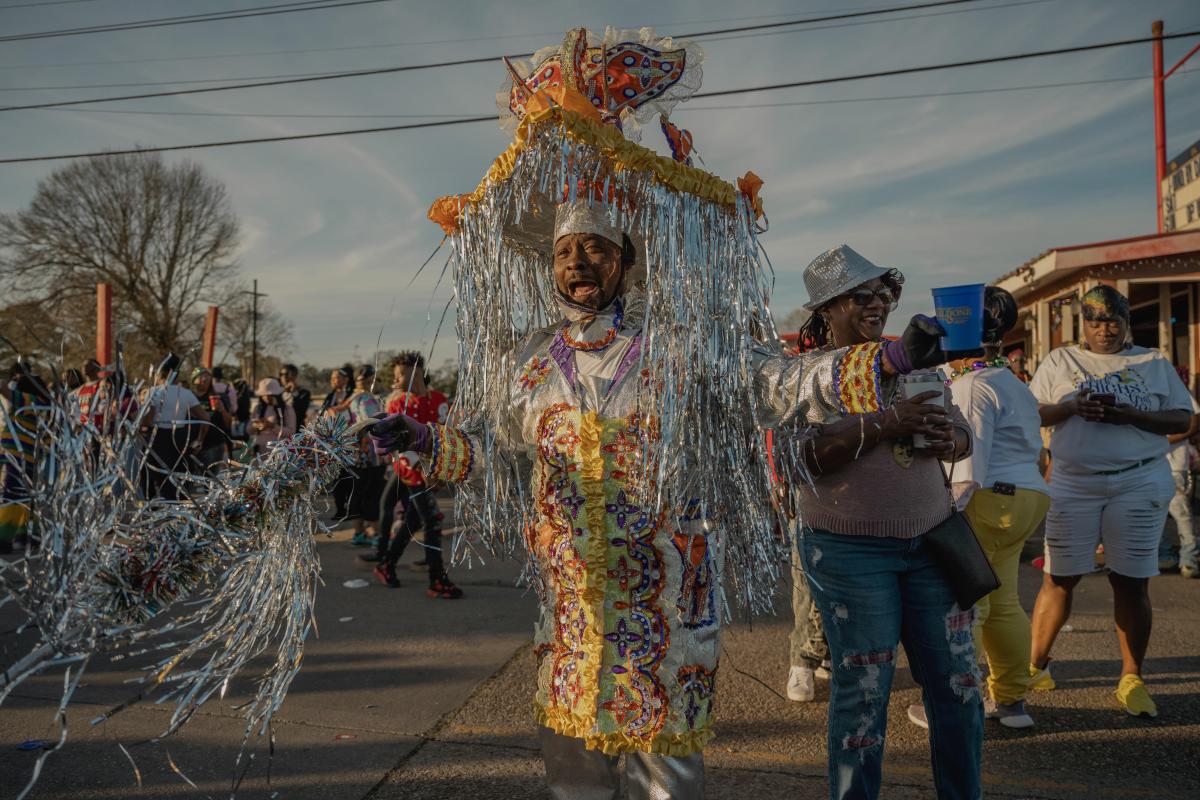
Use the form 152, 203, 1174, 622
141, 354, 210, 501
322, 365, 355, 520
211, 366, 239, 419
1, 360, 52, 554
231, 377, 253, 442
347, 364, 384, 547
364, 351, 462, 599
786, 246, 979, 800
940, 287, 1049, 730
63, 368, 84, 392
1007, 348, 1032, 383
250, 378, 296, 456
279, 363, 312, 430
190, 367, 234, 473
74, 359, 105, 426
1028, 285, 1192, 719
1160, 399, 1199, 576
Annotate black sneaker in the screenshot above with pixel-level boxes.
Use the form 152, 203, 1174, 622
373, 563, 400, 588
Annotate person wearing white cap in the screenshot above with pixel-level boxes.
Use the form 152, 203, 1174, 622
370, 210, 951, 797
367, 26, 952, 798
250, 377, 296, 456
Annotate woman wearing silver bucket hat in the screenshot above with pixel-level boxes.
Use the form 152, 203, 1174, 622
782, 245, 982, 800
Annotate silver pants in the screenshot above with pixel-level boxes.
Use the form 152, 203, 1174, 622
539, 726, 705, 800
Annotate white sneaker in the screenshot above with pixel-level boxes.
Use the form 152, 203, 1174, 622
985, 698, 1035, 729
815, 661, 831, 681
786, 665, 816, 702
1181, 564, 1198, 579
906, 703, 929, 730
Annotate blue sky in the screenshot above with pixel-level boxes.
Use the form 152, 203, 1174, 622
3, 0, 1200, 366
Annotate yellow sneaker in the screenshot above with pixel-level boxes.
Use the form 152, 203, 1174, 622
1029, 662, 1055, 691
1115, 674, 1158, 718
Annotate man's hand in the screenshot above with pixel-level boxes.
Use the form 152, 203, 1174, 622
367, 413, 430, 457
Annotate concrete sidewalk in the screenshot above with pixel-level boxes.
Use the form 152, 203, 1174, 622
3, 528, 1198, 799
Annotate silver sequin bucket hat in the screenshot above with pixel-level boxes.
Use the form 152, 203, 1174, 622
802, 244, 893, 310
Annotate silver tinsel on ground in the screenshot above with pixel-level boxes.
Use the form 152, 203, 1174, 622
0, 387, 358, 798
445, 121, 793, 615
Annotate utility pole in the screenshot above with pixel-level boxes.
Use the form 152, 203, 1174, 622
242, 279, 268, 384
1152, 20, 1200, 232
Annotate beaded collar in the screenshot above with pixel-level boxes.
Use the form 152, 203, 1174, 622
555, 298, 625, 352
948, 356, 1009, 382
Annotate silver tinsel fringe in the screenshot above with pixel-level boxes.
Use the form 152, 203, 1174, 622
0, 387, 358, 798
445, 123, 792, 615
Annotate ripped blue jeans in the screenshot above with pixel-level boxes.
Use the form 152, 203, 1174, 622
800, 528, 983, 800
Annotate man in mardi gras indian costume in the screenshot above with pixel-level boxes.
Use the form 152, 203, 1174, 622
368, 27, 951, 797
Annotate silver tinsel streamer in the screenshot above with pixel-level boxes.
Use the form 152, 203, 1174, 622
444, 122, 794, 615
0, 388, 358, 798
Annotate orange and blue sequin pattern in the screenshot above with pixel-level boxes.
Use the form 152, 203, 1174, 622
834, 341, 884, 415
530, 403, 715, 756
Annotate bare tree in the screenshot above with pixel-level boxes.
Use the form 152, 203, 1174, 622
0, 152, 240, 363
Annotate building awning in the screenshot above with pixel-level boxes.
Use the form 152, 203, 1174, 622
995, 229, 1200, 301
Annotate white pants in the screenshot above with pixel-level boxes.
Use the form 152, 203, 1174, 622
1044, 460, 1174, 578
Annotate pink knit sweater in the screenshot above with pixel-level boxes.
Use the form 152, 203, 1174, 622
796, 415, 971, 538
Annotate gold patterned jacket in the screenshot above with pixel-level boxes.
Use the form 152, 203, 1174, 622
425, 293, 887, 756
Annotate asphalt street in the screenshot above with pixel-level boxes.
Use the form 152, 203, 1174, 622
2, 519, 1197, 800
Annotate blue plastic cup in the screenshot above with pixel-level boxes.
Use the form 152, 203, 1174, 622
931, 283, 985, 352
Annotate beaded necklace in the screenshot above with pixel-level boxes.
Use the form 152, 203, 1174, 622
557, 299, 624, 352
948, 356, 1009, 381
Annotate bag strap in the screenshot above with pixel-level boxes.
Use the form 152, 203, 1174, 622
936, 447, 959, 513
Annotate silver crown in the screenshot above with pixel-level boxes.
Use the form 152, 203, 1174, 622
802, 244, 892, 310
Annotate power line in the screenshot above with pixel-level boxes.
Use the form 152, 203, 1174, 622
0, 0, 403, 43
0, 0, 104, 9
0, 4, 921, 70
0, 0, 1050, 94
0, 2, 1056, 111
39, 68, 1192, 123
5, 31, 1199, 165
5, 21, 1195, 117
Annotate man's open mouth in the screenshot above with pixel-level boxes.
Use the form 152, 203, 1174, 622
569, 279, 600, 304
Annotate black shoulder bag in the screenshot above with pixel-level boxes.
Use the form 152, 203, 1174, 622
922, 458, 1000, 609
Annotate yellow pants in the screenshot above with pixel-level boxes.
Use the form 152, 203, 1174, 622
966, 487, 1050, 705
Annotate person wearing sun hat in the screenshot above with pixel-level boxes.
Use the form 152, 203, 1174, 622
1028, 284, 1192, 719
368, 26, 952, 798
250, 377, 296, 456
782, 244, 978, 800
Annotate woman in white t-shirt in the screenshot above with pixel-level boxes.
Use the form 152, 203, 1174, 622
1028, 286, 1191, 719
141, 354, 210, 501
941, 287, 1049, 730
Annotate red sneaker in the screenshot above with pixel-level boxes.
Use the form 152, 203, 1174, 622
427, 576, 463, 599
373, 563, 400, 588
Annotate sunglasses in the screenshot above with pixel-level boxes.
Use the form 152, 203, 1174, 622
841, 285, 900, 311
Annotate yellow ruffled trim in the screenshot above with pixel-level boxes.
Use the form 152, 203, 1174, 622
428, 106, 762, 234
576, 410, 609, 725
536, 703, 714, 757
